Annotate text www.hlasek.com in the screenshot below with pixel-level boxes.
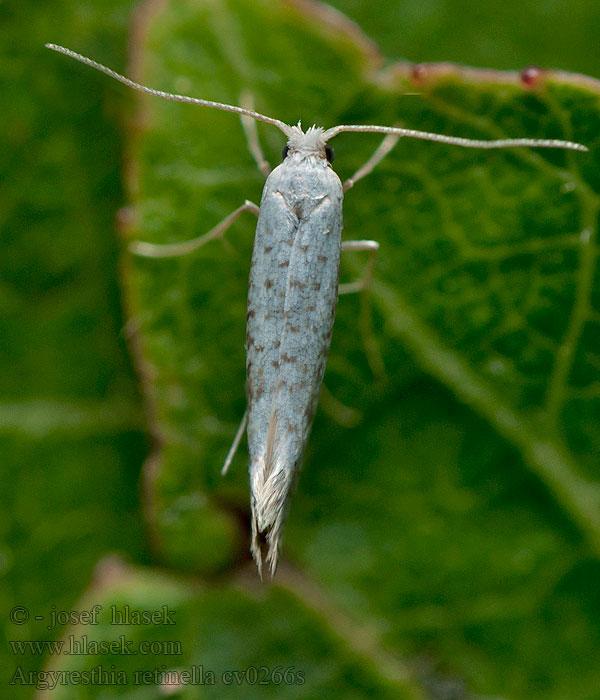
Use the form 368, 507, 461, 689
10, 635, 181, 657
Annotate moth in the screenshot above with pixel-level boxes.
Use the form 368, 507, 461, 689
46, 44, 587, 577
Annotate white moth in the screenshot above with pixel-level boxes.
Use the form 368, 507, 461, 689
47, 44, 587, 577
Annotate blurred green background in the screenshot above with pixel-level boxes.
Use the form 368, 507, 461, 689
3, 0, 600, 698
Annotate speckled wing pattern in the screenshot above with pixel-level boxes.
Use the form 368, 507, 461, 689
245, 155, 343, 576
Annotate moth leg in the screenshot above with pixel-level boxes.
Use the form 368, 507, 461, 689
343, 133, 400, 192
240, 91, 271, 177
129, 200, 259, 257
339, 239, 386, 380
221, 408, 248, 476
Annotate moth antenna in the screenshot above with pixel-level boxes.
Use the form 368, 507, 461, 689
323, 123, 588, 152
45, 44, 293, 137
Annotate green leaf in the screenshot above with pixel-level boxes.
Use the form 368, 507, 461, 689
121, 0, 600, 697
8, 0, 600, 698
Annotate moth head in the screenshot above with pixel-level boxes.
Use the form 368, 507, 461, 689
282, 123, 334, 163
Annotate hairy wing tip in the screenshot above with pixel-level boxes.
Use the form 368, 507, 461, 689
250, 500, 282, 579
251, 521, 281, 579
249, 448, 291, 578
266, 540, 281, 577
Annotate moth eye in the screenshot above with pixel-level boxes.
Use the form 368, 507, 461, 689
325, 145, 335, 164
281, 145, 289, 161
